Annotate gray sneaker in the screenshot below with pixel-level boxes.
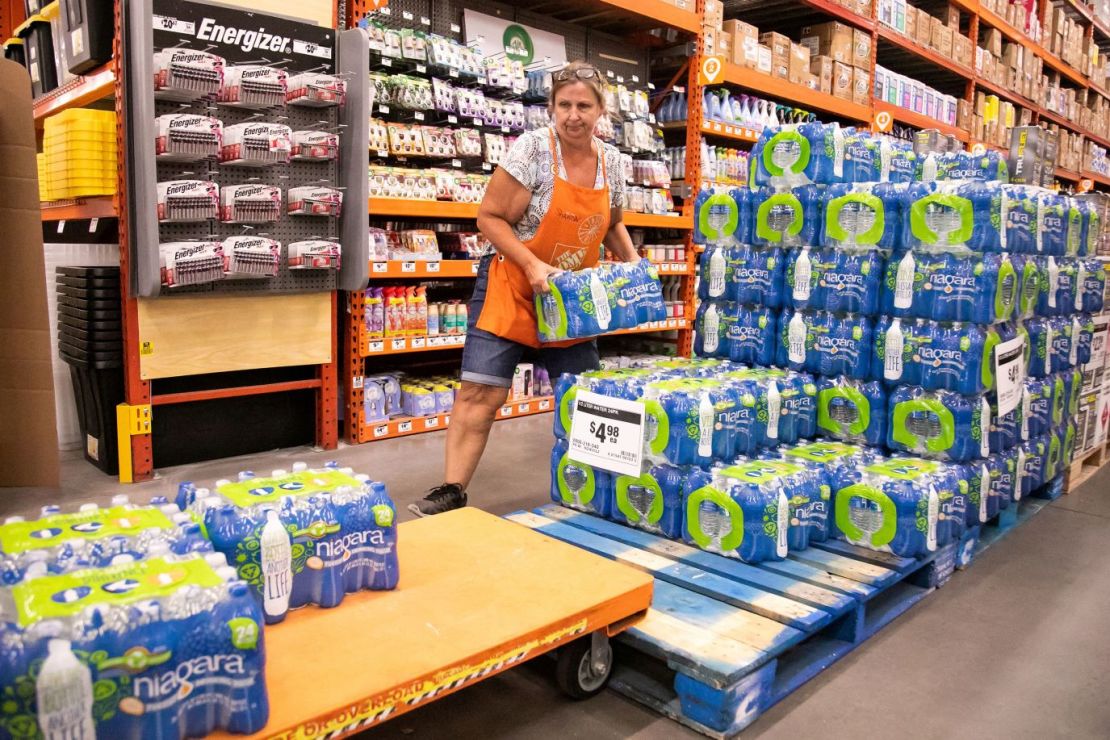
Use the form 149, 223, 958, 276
408, 483, 468, 517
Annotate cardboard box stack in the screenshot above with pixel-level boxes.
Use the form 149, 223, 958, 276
876, 1, 973, 69
980, 0, 1042, 40
1084, 139, 1110, 177
712, 17, 872, 98
976, 38, 1047, 104
1047, 4, 1090, 74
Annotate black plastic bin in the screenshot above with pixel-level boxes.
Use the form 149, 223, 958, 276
59, 0, 114, 75
22, 20, 57, 98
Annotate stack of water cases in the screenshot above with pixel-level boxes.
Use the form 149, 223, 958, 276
176, 461, 400, 625
551, 358, 825, 563
682, 122, 1105, 558
0, 496, 269, 738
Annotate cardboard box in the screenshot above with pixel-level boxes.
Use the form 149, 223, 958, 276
945, 4, 961, 28
852, 65, 871, 104
832, 61, 854, 99
736, 36, 761, 68
703, 0, 724, 29
789, 43, 811, 83
803, 72, 820, 90
811, 55, 834, 93
853, 28, 872, 67
511, 363, 534, 401
800, 21, 853, 63
0, 60, 60, 486
756, 44, 773, 75
916, 11, 933, 47
719, 33, 731, 61
723, 19, 759, 46
761, 32, 792, 78
933, 22, 953, 57
953, 34, 973, 68
904, 5, 917, 38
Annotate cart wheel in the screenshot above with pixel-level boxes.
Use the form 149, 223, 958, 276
555, 634, 612, 700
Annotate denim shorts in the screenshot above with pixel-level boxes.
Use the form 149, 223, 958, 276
461, 253, 600, 388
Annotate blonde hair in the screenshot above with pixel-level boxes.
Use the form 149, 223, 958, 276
549, 61, 606, 111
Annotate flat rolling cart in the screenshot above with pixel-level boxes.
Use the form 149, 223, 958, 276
213, 508, 653, 739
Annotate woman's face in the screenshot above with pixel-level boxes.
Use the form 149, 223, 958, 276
551, 82, 602, 144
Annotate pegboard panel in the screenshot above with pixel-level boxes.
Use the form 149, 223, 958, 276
356, 0, 647, 75
127, 0, 345, 297
153, 96, 341, 296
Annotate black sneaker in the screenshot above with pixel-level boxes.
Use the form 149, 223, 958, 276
408, 484, 468, 517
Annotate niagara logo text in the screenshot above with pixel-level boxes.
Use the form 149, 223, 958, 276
728, 326, 762, 342
134, 654, 246, 701
816, 336, 856, 350
822, 272, 864, 289
316, 529, 387, 559
196, 18, 292, 54
919, 347, 962, 362
929, 274, 975, 288
734, 268, 769, 282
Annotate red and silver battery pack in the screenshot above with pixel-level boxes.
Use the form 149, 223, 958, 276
220, 122, 292, 166
286, 73, 346, 107
223, 236, 281, 278
155, 114, 223, 161
160, 241, 225, 287
220, 65, 288, 109
292, 130, 339, 161
287, 186, 342, 217
220, 184, 282, 224
288, 240, 341, 269
157, 180, 219, 222
153, 49, 225, 101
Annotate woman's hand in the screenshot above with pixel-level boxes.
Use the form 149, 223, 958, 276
525, 260, 563, 294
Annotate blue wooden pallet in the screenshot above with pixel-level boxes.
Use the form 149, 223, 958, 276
506, 505, 952, 738
958, 493, 1053, 568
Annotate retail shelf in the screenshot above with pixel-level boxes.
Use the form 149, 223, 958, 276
653, 262, 692, 275
592, 0, 701, 34
1091, 82, 1110, 102
970, 140, 1008, 154
33, 64, 115, 125
623, 211, 691, 229
976, 6, 1087, 86
1039, 108, 1083, 136
1055, 167, 1081, 181
720, 61, 871, 123
798, 0, 876, 30
1082, 170, 1110, 188
609, 317, 688, 336
358, 396, 553, 443
369, 259, 479, 278
1084, 129, 1110, 151
699, 119, 762, 144
39, 196, 117, 221
369, 199, 691, 229
360, 333, 466, 358
369, 198, 479, 219
873, 100, 969, 142
975, 76, 1039, 112
875, 26, 975, 82
527, 0, 700, 34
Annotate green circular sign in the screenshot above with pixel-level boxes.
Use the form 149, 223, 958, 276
503, 24, 534, 64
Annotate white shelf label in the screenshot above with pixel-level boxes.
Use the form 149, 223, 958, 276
450, 69, 460, 78
424, 416, 439, 428
518, 403, 531, 413
471, 261, 480, 274
995, 335, 1026, 416
368, 341, 384, 353
381, 59, 392, 68
402, 11, 414, 20
352, 375, 364, 389
448, 115, 459, 124
539, 399, 551, 411
420, 17, 431, 26
376, 149, 388, 158
412, 337, 426, 348
500, 406, 512, 417
372, 262, 387, 273
153, 15, 195, 34
401, 261, 416, 273
398, 420, 413, 432
452, 159, 462, 168
379, 104, 390, 113
414, 111, 425, 121
450, 23, 461, 33
430, 336, 444, 346
426, 262, 440, 273
373, 425, 388, 438
390, 338, 407, 351
567, 389, 645, 477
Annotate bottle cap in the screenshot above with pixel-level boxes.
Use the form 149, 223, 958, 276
79, 503, 99, 512
292, 461, 308, 472
111, 494, 130, 506
205, 552, 229, 569
4, 516, 25, 524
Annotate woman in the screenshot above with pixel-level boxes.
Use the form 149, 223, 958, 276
410, 61, 640, 516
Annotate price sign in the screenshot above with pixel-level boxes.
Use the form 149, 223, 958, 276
414, 111, 425, 121
426, 262, 440, 273
411, 337, 426, 348
471, 261, 480, 274
450, 23, 461, 33
401, 261, 416, 273
368, 341, 384, 353
994, 335, 1026, 416
352, 376, 364, 389
381, 58, 392, 68
567, 390, 645, 476
372, 262, 387, 273
424, 417, 439, 428
391, 337, 407, 351
398, 421, 413, 432
539, 399, 551, 411
448, 115, 458, 123
373, 425, 388, 438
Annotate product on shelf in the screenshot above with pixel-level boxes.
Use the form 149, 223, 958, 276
156, 179, 219, 222
223, 235, 281, 278
220, 183, 282, 223
292, 130, 339, 161
176, 463, 398, 624
153, 48, 225, 101
286, 72, 346, 107
219, 64, 288, 108
287, 186, 343, 217
288, 240, 341, 269
159, 241, 225, 287
154, 114, 223, 161
816, 376, 888, 447
220, 122, 293, 166
777, 308, 874, 379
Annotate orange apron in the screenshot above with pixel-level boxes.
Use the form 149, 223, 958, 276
476, 128, 611, 349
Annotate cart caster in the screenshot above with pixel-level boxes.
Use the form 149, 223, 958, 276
555, 632, 613, 700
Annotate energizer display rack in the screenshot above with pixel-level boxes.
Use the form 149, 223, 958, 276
122, 0, 369, 298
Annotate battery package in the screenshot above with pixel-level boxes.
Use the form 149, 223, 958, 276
220, 184, 282, 223
288, 240, 341, 269
219, 122, 293, 166
287, 186, 342, 217
157, 180, 219, 222
155, 114, 223, 160
220, 64, 288, 108
58, 0, 115, 74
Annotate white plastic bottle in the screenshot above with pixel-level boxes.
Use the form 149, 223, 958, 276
702, 303, 720, 354
788, 312, 808, 364
884, 318, 905, 380
707, 247, 727, 298
792, 246, 812, 301
894, 251, 916, 309
697, 392, 714, 458
766, 381, 781, 440
260, 509, 293, 619
589, 272, 612, 330
36, 639, 96, 740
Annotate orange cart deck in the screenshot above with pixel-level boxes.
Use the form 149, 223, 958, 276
214, 508, 653, 740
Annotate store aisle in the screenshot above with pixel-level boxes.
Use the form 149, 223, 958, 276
6, 416, 1110, 739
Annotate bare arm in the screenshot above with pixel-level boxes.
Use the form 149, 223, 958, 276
603, 207, 640, 262
476, 168, 562, 294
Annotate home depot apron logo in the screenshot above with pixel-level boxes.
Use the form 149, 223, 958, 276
553, 243, 587, 270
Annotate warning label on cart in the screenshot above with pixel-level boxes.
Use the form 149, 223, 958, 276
568, 390, 644, 477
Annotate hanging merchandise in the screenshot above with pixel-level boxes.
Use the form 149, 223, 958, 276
223, 236, 281, 278
287, 186, 343, 217
220, 65, 289, 108
292, 130, 340, 161
157, 180, 220, 222
286, 73, 347, 107
288, 240, 342, 269
153, 48, 225, 101
154, 114, 223, 160
220, 184, 283, 223
160, 241, 226, 287
220, 122, 293, 166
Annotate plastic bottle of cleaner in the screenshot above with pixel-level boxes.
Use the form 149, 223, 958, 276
35, 639, 96, 740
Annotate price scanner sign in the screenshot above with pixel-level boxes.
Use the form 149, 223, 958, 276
567, 390, 645, 477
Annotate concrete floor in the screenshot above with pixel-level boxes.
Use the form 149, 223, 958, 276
5, 415, 1110, 739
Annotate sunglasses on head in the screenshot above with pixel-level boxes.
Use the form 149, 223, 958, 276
553, 66, 600, 82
